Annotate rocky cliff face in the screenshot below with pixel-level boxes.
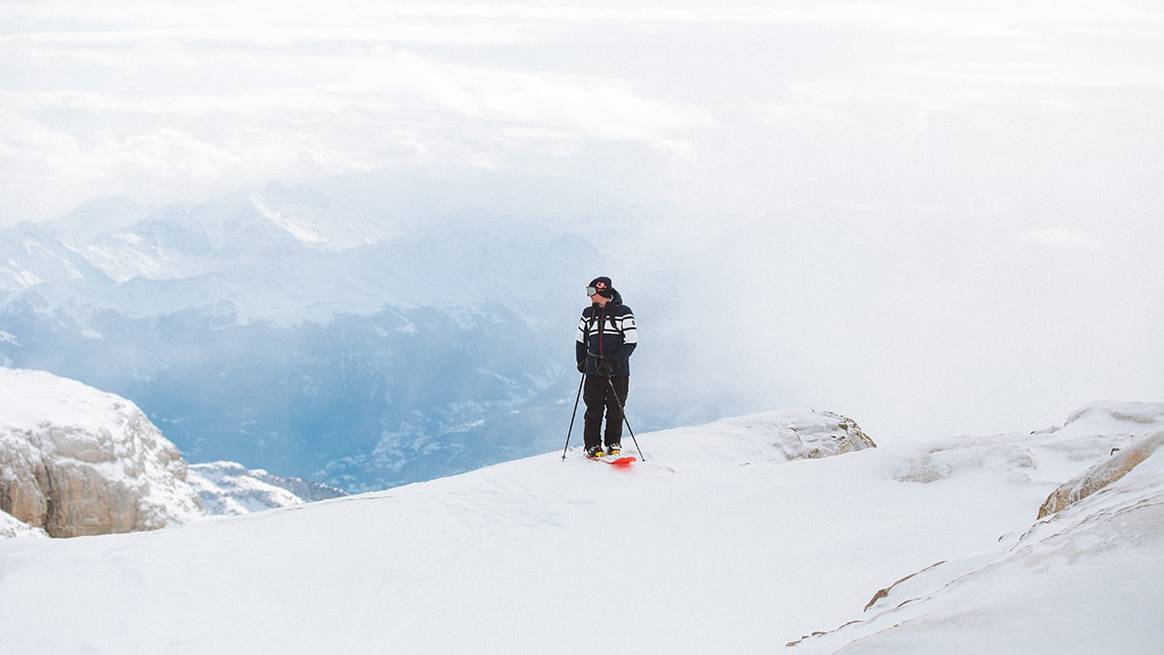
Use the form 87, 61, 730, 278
0, 368, 203, 537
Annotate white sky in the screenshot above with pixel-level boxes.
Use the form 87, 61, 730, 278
2, 0, 1162, 440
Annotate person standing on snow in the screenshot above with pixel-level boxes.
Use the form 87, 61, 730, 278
575, 276, 637, 459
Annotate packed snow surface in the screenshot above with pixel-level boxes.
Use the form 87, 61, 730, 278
1, 404, 1162, 653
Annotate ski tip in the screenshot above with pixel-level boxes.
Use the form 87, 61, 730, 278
608, 456, 636, 468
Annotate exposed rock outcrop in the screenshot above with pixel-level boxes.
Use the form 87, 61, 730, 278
1038, 431, 1164, 518
0, 368, 202, 537
862, 561, 946, 612
778, 411, 877, 458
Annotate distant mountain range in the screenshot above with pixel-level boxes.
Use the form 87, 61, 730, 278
0, 183, 592, 322
0, 184, 611, 490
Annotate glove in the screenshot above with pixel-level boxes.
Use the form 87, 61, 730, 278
577, 359, 585, 373
596, 358, 614, 378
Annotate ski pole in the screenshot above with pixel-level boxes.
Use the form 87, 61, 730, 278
561, 371, 586, 460
605, 375, 645, 462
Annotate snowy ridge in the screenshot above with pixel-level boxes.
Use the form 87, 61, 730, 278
185, 462, 306, 515
188, 461, 347, 515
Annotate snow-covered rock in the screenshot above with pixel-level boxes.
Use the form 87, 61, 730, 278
1059, 400, 1164, 434
893, 436, 1037, 483
893, 401, 1164, 486
646, 409, 876, 466
0, 368, 202, 537
187, 461, 346, 515
0, 509, 47, 539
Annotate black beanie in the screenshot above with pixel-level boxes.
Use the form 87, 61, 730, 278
589, 276, 614, 299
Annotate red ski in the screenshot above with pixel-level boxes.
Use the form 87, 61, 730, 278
593, 455, 636, 468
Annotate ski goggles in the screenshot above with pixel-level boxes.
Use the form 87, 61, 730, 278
586, 286, 599, 296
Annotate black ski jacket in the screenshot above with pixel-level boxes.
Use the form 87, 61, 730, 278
575, 290, 637, 377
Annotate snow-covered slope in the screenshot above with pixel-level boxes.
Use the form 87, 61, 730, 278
788, 402, 1164, 654
3, 403, 1156, 653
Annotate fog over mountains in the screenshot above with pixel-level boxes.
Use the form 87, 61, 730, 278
0, 184, 700, 491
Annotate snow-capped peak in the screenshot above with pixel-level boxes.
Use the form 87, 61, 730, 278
249, 193, 328, 246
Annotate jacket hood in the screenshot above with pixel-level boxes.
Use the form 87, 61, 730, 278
587, 288, 623, 308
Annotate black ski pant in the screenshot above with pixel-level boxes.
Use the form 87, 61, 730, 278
583, 375, 629, 450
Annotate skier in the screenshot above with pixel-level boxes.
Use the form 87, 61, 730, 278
575, 276, 637, 458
